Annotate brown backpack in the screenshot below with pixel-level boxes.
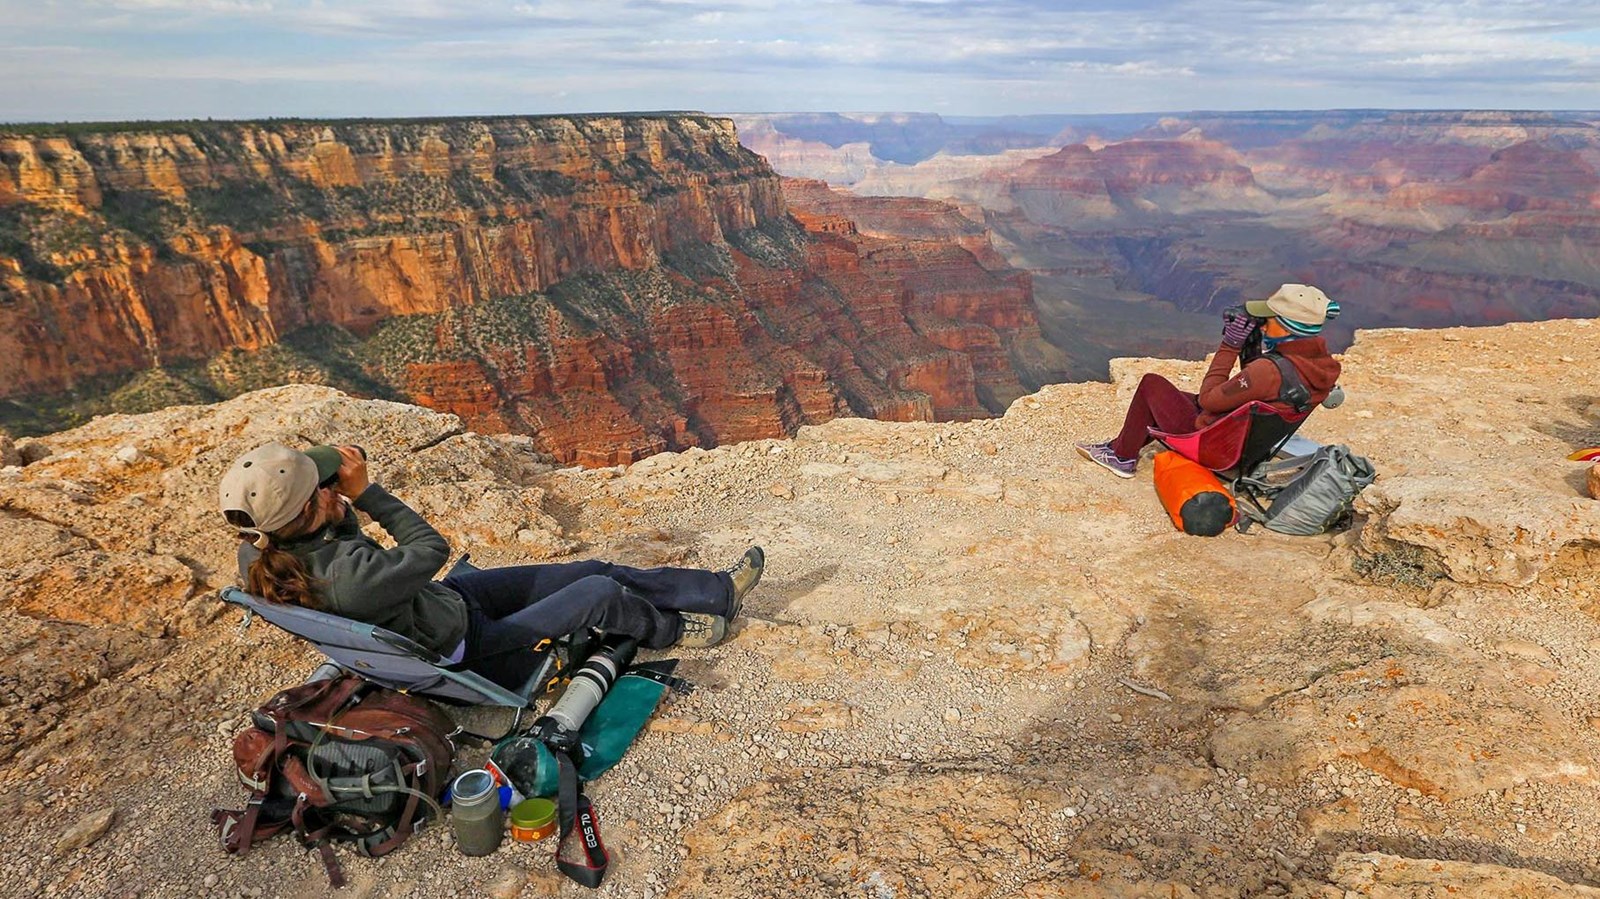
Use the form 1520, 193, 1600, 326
213, 674, 457, 887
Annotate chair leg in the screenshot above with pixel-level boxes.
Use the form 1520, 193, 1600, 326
306, 661, 345, 683
450, 703, 536, 746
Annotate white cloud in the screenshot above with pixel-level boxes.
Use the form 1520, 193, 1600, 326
4, 0, 1600, 118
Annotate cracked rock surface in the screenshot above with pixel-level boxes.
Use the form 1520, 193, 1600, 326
4, 320, 1600, 898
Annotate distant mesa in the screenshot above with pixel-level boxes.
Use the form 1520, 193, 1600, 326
735, 109, 1600, 343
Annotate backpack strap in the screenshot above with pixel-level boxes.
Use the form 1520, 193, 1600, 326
213, 795, 266, 855
316, 842, 347, 890
290, 795, 348, 889
356, 759, 443, 857
1265, 352, 1313, 413
1232, 483, 1269, 533
214, 791, 300, 855
1232, 450, 1320, 533
359, 787, 422, 858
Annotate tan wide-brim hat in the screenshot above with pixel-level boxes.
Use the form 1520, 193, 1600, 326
1244, 283, 1332, 326
219, 443, 343, 536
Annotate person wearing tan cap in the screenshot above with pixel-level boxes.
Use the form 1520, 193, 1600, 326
219, 443, 764, 688
1075, 284, 1343, 478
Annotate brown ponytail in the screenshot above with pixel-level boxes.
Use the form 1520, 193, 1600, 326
244, 540, 323, 609
236, 498, 325, 608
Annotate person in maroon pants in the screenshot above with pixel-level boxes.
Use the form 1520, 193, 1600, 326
1075, 284, 1343, 478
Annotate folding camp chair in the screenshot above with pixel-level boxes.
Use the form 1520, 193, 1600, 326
219, 559, 569, 737
1149, 400, 1310, 482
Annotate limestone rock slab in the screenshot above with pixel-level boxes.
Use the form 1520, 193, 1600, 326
1322, 852, 1600, 897
1210, 653, 1592, 800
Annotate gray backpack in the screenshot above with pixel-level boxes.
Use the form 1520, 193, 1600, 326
1234, 444, 1376, 535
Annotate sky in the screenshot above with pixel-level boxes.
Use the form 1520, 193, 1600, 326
4, 0, 1600, 122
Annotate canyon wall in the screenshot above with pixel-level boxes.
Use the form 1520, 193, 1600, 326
1, 117, 781, 393
0, 117, 1042, 462
741, 110, 1600, 351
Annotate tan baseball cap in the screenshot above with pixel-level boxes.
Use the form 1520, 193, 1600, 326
219, 443, 343, 538
1245, 284, 1332, 326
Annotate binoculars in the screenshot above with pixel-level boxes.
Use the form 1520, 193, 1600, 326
1222, 305, 1262, 325
317, 445, 367, 489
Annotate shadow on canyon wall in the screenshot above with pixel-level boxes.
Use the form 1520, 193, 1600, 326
738, 108, 1600, 372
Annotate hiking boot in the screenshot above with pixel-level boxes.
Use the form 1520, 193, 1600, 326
724, 546, 764, 614
1075, 441, 1136, 479
678, 612, 729, 648
678, 547, 763, 649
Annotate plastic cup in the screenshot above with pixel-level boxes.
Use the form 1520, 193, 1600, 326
509, 797, 557, 842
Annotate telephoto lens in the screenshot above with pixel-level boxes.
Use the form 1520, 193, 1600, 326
533, 638, 639, 752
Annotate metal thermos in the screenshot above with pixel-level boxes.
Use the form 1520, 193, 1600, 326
450, 769, 503, 856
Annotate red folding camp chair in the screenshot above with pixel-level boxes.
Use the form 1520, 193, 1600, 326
1149, 401, 1309, 481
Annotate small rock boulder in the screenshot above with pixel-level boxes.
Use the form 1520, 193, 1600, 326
16, 438, 51, 465
55, 807, 116, 855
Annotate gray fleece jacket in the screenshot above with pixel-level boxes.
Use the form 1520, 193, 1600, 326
236, 484, 468, 656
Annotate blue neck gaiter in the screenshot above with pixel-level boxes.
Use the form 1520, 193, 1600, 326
1264, 315, 1322, 352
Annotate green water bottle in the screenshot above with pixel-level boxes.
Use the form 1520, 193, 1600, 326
450, 769, 503, 857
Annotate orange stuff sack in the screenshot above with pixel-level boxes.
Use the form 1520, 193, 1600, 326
1153, 451, 1236, 536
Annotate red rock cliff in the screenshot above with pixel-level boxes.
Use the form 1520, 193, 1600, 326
0, 117, 780, 395
0, 117, 1040, 464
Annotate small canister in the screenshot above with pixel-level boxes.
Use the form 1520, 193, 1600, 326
451, 769, 504, 856
509, 797, 557, 842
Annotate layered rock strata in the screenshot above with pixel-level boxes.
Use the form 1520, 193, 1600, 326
1, 117, 780, 395
0, 118, 1041, 462
745, 110, 1600, 342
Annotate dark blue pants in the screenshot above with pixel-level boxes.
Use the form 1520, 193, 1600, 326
441, 560, 734, 688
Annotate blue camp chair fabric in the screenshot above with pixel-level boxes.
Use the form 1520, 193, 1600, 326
219, 586, 548, 709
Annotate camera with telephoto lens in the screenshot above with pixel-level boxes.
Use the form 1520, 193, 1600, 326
531, 637, 639, 754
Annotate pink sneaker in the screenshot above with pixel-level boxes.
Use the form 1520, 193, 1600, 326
1075, 441, 1136, 478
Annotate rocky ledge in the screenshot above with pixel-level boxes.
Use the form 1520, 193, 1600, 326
2, 318, 1599, 898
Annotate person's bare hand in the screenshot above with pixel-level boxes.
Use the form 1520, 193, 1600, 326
334, 445, 370, 499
